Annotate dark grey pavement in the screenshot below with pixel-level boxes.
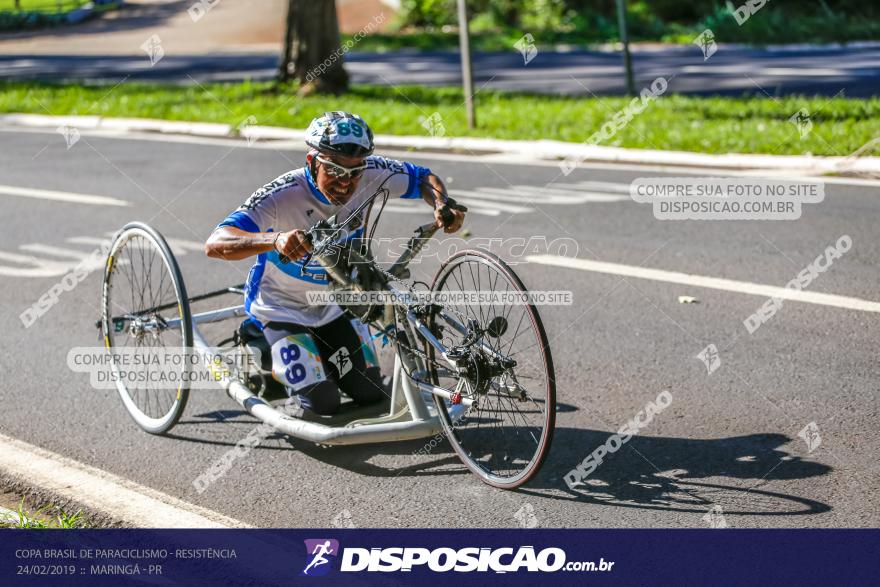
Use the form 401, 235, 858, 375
1, 44, 878, 96
0, 128, 878, 528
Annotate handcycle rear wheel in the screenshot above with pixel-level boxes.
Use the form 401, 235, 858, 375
428, 249, 556, 489
101, 222, 192, 434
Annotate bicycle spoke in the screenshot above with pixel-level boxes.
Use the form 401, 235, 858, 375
429, 251, 555, 487
103, 224, 191, 434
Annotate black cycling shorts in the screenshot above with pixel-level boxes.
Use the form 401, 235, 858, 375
262, 314, 385, 415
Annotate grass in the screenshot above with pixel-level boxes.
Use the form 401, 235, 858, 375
0, 0, 89, 13
1, 80, 878, 156
0, 0, 118, 32
1, 498, 88, 529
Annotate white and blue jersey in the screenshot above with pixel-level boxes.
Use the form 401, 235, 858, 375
217, 156, 431, 328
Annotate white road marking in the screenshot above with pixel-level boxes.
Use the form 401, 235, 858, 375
450, 184, 628, 211
0, 184, 129, 206
165, 236, 210, 256
449, 190, 534, 213
19, 244, 107, 272
0, 251, 70, 277
552, 181, 632, 193
564, 192, 628, 202
527, 254, 880, 313
1, 234, 206, 278
95, 232, 205, 256
19, 243, 93, 261
67, 236, 110, 246
388, 182, 628, 215
478, 186, 627, 203
383, 203, 500, 216
0, 432, 249, 528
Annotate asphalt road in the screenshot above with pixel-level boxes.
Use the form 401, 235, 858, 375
1, 127, 878, 528
1, 44, 877, 96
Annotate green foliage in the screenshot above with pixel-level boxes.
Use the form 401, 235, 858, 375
11, 499, 49, 529
0, 498, 88, 529
0, 0, 120, 31
0, 9, 64, 30
686, 5, 880, 45
391, 0, 880, 46
1, 81, 877, 157
398, 0, 455, 28
55, 509, 86, 529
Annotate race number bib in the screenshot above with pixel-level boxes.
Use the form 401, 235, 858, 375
270, 333, 326, 392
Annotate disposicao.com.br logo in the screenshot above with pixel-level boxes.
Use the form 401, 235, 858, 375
301, 541, 613, 575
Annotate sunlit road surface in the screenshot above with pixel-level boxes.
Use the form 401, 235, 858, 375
1, 127, 878, 528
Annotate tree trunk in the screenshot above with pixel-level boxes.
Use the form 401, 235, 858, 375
278, 0, 297, 82
278, 0, 349, 95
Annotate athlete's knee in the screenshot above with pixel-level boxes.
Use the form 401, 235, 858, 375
298, 380, 341, 415
341, 366, 386, 405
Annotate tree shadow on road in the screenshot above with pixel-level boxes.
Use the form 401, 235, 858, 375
292, 425, 832, 518
515, 427, 832, 517
173, 408, 831, 517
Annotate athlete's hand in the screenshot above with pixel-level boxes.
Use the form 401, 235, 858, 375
434, 202, 466, 234
274, 229, 313, 262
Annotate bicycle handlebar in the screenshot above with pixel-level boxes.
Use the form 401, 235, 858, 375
278, 197, 466, 266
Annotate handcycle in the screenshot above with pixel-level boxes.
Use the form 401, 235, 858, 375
97, 180, 556, 489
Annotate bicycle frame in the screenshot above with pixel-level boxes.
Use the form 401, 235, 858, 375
182, 221, 473, 446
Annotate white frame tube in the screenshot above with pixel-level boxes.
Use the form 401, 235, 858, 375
190, 306, 466, 446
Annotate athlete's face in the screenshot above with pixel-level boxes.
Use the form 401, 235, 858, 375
313, 153, 367, 205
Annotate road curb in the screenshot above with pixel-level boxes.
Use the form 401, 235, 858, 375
0, 432, 250, 529
3, 113, 879, 175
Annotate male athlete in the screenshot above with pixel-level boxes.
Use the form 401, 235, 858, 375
205, 112, 465, 415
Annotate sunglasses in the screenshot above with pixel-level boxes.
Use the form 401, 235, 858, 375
316, 155, 368, 180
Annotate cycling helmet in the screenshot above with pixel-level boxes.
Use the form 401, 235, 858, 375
305, 111, 374, 158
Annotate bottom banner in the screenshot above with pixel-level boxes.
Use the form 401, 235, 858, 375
1, 529, 877, 585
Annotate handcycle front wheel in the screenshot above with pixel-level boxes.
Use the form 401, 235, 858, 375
427, 248, 556, 489
101, 222, 193, 434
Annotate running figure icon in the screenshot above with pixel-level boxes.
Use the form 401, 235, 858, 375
303, 540, 336, 575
